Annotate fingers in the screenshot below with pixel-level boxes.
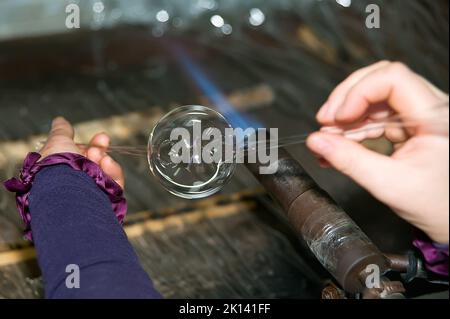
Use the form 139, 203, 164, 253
317, 62, 445, 129
90, 132, 110, 149
317, 61, 391, 125
335, 62, 443, 124
100, 155, 125, 189
320, 107, 391, 142
343, 123, 384, 141
87, 147, 104, 164
86, 133, 125, 189
87, 133, 110, 164
385, 126, 409, 144
306, 132, 396, 194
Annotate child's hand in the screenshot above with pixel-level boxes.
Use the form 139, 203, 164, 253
307, 61, 449, 243
40, 117, 125, 189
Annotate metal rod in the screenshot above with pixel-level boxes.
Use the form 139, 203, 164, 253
244, 136, 392, 293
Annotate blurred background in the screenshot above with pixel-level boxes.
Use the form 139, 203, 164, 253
0, 0, 448, 298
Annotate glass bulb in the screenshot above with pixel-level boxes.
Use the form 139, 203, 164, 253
148, 105, 236, 199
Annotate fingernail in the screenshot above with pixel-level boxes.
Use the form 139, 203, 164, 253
343, 130, 365, 141
52, 116, 64, 126
321, 126, 342, 134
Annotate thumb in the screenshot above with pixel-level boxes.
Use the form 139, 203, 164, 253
48, 117, 74, 140
40, 117, 80, 158
307, 132, 396, 193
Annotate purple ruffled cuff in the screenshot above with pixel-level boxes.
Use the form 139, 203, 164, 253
413, 231, 449, 277
3, 152, 127, 241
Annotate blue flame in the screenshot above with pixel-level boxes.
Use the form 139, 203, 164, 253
172, 46, 262, 130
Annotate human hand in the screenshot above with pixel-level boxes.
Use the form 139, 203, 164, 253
40, 117, 125, 189
306, 61, 449, 243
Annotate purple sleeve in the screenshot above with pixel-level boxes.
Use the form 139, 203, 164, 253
413, 231, 449, 277
28, 164, 162, 299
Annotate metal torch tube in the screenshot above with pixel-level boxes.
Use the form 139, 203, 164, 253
245, 146, 389, 293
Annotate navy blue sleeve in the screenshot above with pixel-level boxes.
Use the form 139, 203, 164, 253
28, 164, 162, 299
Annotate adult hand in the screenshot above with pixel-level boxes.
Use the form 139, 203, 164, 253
307, 61, 449, 243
